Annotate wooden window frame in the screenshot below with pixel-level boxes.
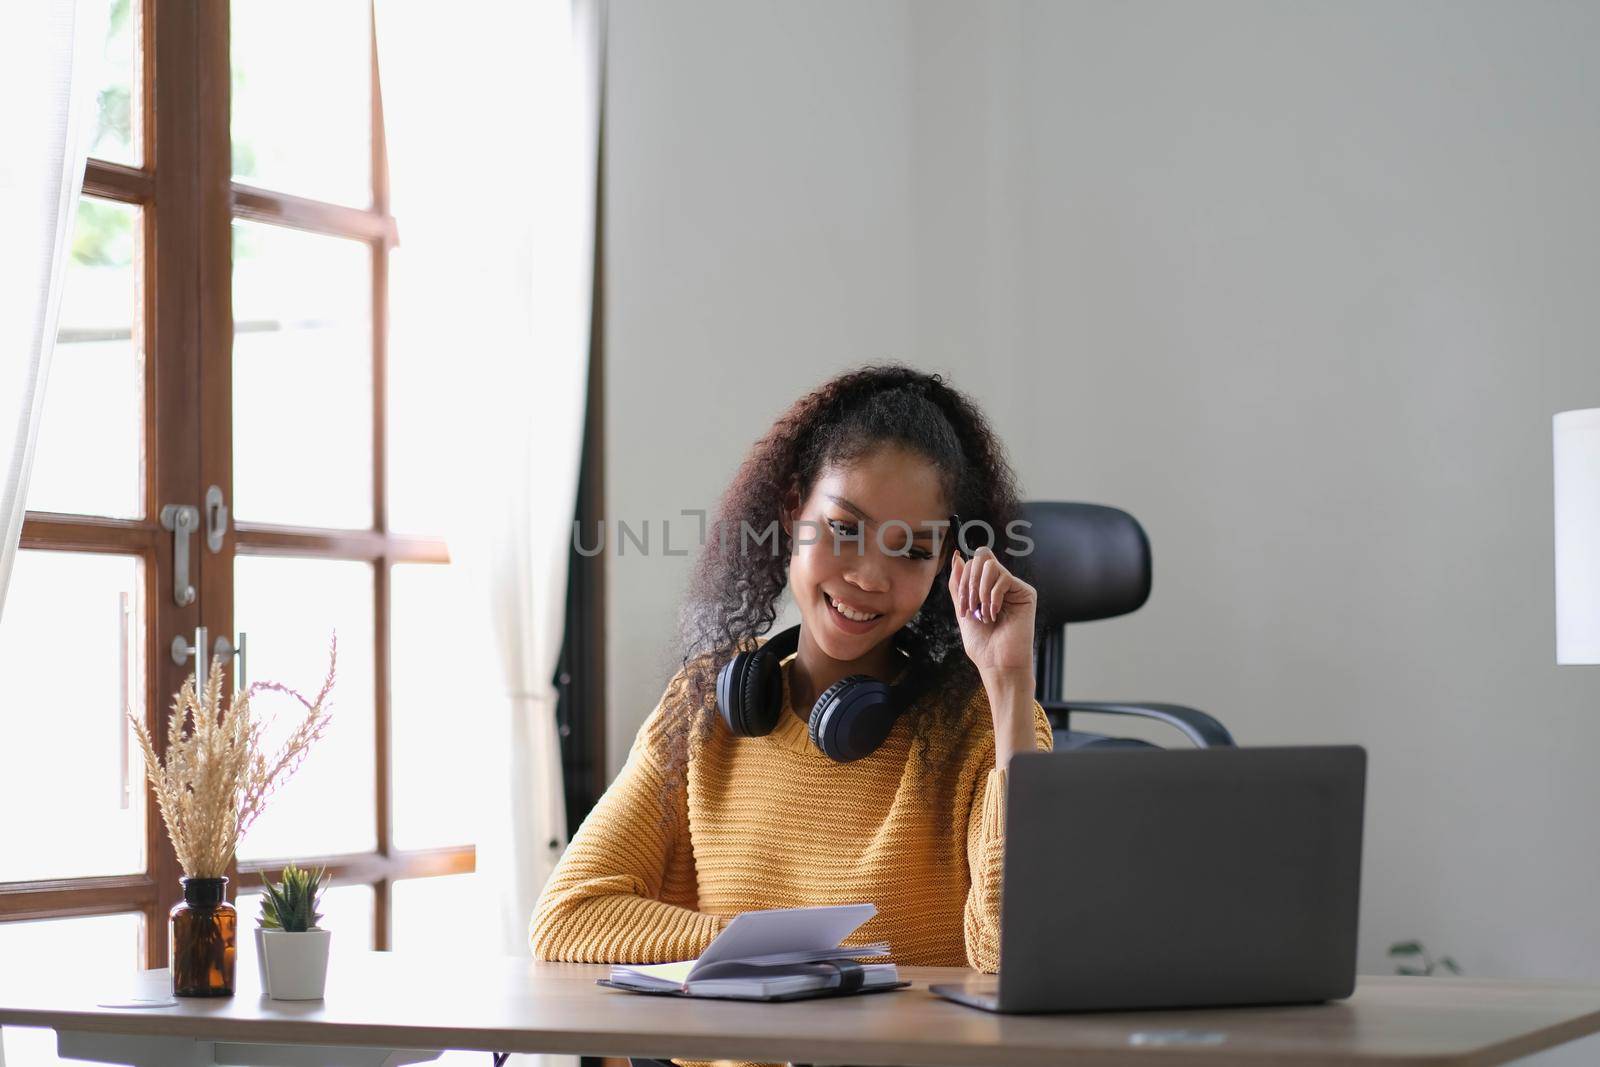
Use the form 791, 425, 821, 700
0, 0, 478, 963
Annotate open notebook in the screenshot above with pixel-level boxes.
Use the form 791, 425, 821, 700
598, 904, 909, 1001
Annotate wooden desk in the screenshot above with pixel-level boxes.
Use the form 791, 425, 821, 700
3, 949, 1600, 1066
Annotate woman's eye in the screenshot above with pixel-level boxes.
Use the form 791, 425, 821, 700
827, 519, 931, 560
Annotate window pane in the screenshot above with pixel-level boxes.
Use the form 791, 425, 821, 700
230, 0, 371, 206
237, 883, 374, 951
27, 198, 144, 519
391, 564, 484, 851
0, 913, 144, 1065
232, 222, 372, 529
234, 556, 376, 860
0, 551, 145, 882
390, 873, 489, 954
0, 912, 143, 971
87, 0, 141, 166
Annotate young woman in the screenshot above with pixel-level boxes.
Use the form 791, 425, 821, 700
529, 364, 1053, 986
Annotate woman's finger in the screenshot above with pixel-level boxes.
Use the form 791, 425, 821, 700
987, 572, 1009, 622
978, 557, 1005, 622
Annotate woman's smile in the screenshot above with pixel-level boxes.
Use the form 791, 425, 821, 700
824, 590, 883, 633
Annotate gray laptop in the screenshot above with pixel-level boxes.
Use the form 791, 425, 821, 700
932, 745, 1366, 1013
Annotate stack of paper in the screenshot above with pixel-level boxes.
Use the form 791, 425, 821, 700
605, 904, 902, 1000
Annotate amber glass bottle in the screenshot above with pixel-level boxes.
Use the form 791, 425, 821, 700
170, 876, 237, 997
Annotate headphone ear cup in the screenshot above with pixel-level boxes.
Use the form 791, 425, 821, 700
809, 675, 898, 763
715, 653, 746, 735
717, 646, 783, 737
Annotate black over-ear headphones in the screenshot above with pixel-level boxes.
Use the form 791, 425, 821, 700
716, 624, 913, 762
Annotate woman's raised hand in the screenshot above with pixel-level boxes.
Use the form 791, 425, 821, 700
949, 545, 1037, 681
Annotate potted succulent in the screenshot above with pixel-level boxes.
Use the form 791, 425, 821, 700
255, 863, 332, 1000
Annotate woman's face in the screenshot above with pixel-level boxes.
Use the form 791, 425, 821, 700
781, 448, 954, 665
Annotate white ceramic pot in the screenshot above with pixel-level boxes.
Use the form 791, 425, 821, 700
258, 928, 332, 1000
253, 927, 270, 995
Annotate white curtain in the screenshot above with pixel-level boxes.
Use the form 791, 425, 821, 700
375, 8, 603, 1058
0, 0, 108, 620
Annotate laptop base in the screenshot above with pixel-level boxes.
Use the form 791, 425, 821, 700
929, 981, 1001, 1012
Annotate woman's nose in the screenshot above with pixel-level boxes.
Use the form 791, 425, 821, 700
842, 553, 891, 594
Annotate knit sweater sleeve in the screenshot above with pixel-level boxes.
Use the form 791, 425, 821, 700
528, 682, 726, 964
962, 698, 1055, 973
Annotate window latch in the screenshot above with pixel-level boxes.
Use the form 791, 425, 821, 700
205, 484, 228, 553
159, 503, 199, 606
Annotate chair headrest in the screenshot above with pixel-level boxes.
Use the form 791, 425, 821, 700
1016, 501, 1151, 630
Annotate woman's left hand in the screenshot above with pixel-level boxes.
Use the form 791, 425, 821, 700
949, 545, 1037, 680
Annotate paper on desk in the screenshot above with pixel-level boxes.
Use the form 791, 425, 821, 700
695, 904, 878, 971
613, 903, 883, 987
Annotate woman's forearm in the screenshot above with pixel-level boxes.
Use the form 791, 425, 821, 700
530, 882, 725, 963
983, 668, 1039, 771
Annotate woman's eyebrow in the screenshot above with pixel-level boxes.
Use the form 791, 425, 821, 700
827, 495, 939, 538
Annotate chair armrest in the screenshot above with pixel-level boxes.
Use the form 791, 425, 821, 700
1040, 700, 1236, 749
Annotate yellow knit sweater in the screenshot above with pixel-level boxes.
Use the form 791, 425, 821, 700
528, 646, 1053, 1066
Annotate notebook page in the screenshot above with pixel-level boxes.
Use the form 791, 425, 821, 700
688, 904, 877, 978
610, 960, 694, 987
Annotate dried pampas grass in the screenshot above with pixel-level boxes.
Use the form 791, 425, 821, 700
128, 634, 338, 879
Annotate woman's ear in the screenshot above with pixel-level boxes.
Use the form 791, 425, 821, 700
779, 485, 802, 539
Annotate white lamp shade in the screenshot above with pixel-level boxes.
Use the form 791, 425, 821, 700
1555, 407, 1600, 665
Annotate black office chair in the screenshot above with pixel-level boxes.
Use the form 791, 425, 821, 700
1020, 501, 1235, 751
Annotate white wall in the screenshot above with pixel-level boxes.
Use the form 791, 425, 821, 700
603, 3, 1600, 1056
603, 0, 921, 764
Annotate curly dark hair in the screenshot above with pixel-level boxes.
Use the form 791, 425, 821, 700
655, 363, 1041, 813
